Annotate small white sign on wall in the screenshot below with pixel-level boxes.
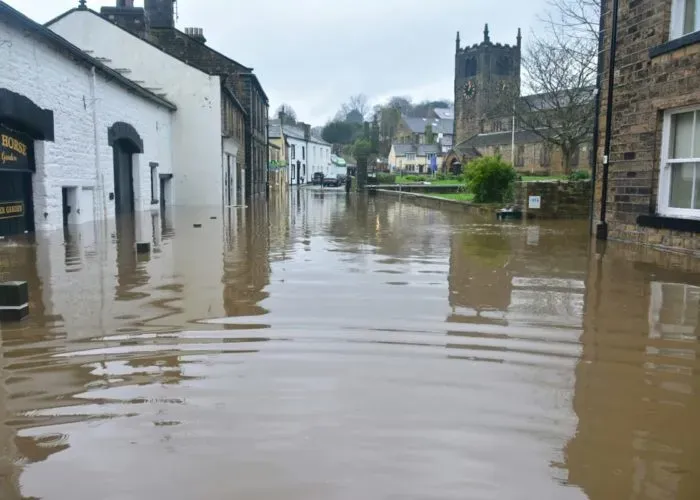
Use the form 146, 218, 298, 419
528, 195, 541, 209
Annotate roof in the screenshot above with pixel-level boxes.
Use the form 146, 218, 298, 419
455, 129, 544, 149
46, 6, 268, 104
521, 86, 596, 111
402, 116, 454, 135
268, 122, 282, 139
4, 2, 176, 111
392, 143, 442, 156
268, 120, 330, 145
433, 108, 454, 120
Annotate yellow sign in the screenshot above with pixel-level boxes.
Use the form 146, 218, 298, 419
1, 134, 27, 156
0, 202, 24, 220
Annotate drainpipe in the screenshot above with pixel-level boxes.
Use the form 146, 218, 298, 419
589, 0, 607, 237
596, 0, 619, 240
90, 67, 107, 226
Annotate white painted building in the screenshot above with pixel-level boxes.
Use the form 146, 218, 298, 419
0, 1, 175, 236
274, 121, 332, 185
47, 4, 245, 208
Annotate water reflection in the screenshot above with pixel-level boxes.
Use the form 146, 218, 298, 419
0, 191, 697, 499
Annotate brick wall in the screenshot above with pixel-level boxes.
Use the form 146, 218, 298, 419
594, 0, 700, 253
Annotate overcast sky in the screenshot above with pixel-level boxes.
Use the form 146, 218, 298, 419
8, 0, 549, 125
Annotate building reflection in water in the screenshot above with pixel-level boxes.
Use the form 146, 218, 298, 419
566, 251, 700, 499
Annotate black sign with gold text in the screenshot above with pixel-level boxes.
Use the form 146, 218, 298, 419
0, 125, 33, 172
0, 201, 24, 220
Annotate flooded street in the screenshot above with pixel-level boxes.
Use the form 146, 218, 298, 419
0, 189, 699, 499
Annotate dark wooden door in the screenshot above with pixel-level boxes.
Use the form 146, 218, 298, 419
113, 143, 134, 215
0, 170, 33, 237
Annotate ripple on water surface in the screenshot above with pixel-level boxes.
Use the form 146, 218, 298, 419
0, 195, 698, 500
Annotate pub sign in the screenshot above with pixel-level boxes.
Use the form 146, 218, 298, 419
0, 125, 34, 172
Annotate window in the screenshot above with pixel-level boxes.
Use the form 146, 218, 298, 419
671, 0, 700, 38
659, 107, 700, 217
302, 146, 306, 160
150, 162, 158, 203
405, 153, 416, 160
516, 145, 525, 167
291, 144, 296, 159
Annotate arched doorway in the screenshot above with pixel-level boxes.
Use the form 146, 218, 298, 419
0, 88, 54, 238
108, 122, 143, 215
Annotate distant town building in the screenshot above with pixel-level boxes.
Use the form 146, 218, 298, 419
593, 0, 700, 253
394, 114, 454, 154
0, 1, 175, 236
448, 25, 592, 175
269, 118, 332, 185
388, 144, 443, 174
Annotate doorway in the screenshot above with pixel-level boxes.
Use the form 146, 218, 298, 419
61, 186, 79, 226
159, 173, 172, 213
0, 171, 33, 237
112, 140, 135, 215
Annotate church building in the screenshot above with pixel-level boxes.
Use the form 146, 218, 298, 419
445, 25, 593, 176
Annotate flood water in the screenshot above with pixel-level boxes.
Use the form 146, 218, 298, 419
0, 189, 699, 499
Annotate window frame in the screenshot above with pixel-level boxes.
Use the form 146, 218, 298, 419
658, 105, 700, 218
671, 0, 700, 39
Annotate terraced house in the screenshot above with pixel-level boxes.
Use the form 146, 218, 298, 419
593, 0, 700, 253
49, 0, 268, 201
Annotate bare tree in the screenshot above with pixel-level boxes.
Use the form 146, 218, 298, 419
275, 103, 297, 124
336, 94, 371, 122
513, 0, 601, 173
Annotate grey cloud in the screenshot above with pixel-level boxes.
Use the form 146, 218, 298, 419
9, 0, 548, 125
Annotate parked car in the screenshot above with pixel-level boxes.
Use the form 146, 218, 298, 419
323, 175, 341, 187
312, 172, 324, 185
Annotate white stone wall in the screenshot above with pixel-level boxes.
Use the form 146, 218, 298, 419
308, 141, 332, 178
49, 10, 224, 207
0, 16, 174, 231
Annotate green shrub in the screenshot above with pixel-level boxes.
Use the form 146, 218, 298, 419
376, 173, 396, 184
464, 156, 517, 203
568, 170, 591, 181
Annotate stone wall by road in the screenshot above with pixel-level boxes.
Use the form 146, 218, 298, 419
516, 181, 592, 219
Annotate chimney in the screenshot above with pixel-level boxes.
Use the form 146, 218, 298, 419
101, 0, 145, 36
184, 27, 207, 44
302, 123, 311, 141
145, 0, 175, 29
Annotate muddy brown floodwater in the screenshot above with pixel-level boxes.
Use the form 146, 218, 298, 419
0, 189, 699, 499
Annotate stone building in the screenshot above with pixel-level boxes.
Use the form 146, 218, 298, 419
593, 0, 700, 254
0, 1, 175, 237
394, 115, 454, 154
448, 25, 592, 176
51, 0, 269, 200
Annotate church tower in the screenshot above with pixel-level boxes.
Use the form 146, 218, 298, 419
454, 25, 521, 146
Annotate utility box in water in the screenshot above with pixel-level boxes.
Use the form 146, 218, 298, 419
0, 281, 29, 322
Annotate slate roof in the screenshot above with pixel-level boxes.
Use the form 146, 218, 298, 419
520, 86, 596, 111
268, 119, 330, 145
392, 143, 442, 156
2, 1, 176, 111
454, 130, 544, 150
268, 122, 282, 139
433, 108, 454, 120
402, 116, 454, 135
